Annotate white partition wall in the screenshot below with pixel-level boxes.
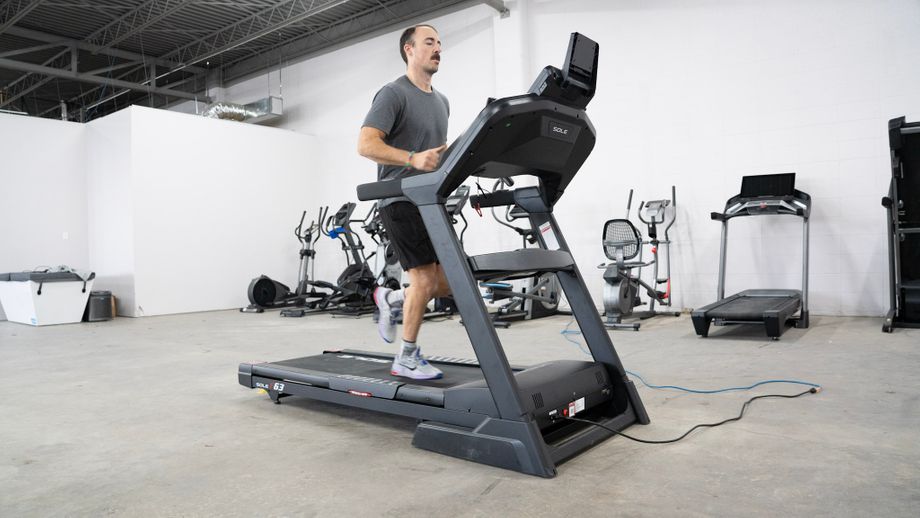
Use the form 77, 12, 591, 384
0, 114, 87, 321
85, 109, 137, 317
82, 106, 321, 317
129, 107, 321, 316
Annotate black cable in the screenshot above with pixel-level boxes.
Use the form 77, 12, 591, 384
560, 388, 819, 444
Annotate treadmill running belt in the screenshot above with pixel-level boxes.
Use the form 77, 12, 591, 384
270, 353, 485, 388
708, 296, 799, 320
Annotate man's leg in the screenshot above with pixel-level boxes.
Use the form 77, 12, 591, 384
390, 263, 451, 380
402, 263, 451, 342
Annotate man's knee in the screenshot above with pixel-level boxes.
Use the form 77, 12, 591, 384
408, 263, 439, 299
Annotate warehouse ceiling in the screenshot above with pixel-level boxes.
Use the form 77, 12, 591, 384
0, 0, 506, 121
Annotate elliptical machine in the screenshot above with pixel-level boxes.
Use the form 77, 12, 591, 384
600, 186, 680, 330
362, 203, 405, 291
319, 202, 380, 316
241, 207, 332, 313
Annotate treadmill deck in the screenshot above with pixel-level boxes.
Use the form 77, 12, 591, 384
270, 350, 491, 389
691, 289, 803, 338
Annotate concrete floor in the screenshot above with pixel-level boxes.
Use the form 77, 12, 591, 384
1, 310, 918, 517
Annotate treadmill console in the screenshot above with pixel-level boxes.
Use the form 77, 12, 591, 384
527, 32, 598, 109
719, 173, 811, 219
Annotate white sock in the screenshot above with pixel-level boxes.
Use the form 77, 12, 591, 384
386, 289, 405, 308
400, 340, 417, 357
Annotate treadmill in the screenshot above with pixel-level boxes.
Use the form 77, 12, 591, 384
238, 33, 649, 478
691, 173, 811, 340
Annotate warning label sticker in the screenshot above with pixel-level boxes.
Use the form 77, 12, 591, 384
539, 222, 560, 250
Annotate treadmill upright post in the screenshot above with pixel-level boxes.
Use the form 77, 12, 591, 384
799, 216, 810, 327
718, 219, 729, 301
418, 203, 530, 421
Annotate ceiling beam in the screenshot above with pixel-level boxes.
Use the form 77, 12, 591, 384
87, 0, 197, 53
0, 24, 205, 109
0, 47, 71, 108
158, 0, 352, 73
4, 26, 206, 72
0, 56, 207, 101
0, 0, 45, 36
221, 0, 482, 84
0, 40, 62, 59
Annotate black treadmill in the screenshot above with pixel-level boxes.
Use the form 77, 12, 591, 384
882, 116, 920, 332
238, 33, 649, 478
691, 173, 811, 340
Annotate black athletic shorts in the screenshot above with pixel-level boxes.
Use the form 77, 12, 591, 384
378, 201, 438, 271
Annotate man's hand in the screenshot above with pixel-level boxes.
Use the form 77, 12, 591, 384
410, 144, 447, 171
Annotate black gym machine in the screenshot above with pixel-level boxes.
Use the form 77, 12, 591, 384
882, 116, 920, 331
240, 202, 389, 316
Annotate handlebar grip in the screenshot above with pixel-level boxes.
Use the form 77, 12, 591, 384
469, 190, 516, 208
357, 179, 403, 201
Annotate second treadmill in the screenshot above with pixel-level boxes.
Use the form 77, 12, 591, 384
691, 173, 811, 340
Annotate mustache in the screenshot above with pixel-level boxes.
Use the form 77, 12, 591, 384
432, 53, 441, 60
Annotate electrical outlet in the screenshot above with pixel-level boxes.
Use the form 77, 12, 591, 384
62, 232, 69, 240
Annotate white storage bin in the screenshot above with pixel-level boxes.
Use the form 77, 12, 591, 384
0, 271, 95, 326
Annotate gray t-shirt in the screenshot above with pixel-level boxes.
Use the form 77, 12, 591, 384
362, 75, 450, 207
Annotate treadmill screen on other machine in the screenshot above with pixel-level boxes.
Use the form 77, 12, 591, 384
740, 173, 796, 198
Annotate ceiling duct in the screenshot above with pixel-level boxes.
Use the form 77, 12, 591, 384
201, 96, 282, 124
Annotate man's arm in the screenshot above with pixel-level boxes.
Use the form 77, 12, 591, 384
358, 126, 446, 172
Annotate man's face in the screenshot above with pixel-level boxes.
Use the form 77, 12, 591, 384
407, 26, 441, 74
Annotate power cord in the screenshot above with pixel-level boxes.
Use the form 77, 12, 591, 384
557, 388, 819, 444
625, 370, 820, 394
558, 319, 823, 443
560, 319, 821, 394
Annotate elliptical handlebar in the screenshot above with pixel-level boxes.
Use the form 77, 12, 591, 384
294, 210, 308, 242
662, 186, 677, 240
636, 186, 677, 233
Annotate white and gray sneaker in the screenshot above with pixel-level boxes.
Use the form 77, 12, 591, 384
374, 286, 397, 343
390, 347, 443, 380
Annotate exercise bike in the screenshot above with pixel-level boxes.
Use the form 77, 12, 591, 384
240, 207, 333, 313
600, 186, 680, 330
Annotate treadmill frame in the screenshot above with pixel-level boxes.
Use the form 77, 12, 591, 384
239, 33, 648, 478
692, 179, 811, 339
882, 117, 920, 331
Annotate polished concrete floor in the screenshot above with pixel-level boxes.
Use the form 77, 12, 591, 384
1, 309, 918, 517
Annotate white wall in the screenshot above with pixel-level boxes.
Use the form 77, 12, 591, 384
0, 114, 87, 321
218, 2, 518, 283
128, 106, 321, 315
196, 0, 920, 316
4, 0, 917, 319
85, 108, 137, 316
2, 106, 322, 319
527, 0, 920, 316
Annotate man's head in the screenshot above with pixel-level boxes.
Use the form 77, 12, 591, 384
399, 24, 441, 75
